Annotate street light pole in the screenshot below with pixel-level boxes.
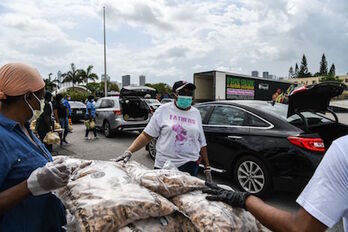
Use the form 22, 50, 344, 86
103, 6, 108, 97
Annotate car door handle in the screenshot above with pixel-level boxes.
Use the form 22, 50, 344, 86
227, 136, 242, 140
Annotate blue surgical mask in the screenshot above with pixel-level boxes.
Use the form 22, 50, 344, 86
176, 95, 192, 109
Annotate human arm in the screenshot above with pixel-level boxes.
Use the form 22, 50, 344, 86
245, 195, 326, 232
0, 181, 31, 216
200, 146, 212, 183
0, 159, 70, 216
54, 109, 59, 123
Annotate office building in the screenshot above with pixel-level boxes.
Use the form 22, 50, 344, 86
139, 75, 146, 86
122, 75, 131, 87
251, 71, 259, 77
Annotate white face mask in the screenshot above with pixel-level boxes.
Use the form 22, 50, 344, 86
24, 93, 41, 121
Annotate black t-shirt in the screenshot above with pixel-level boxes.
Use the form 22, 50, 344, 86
36, 102, 54, 134
54, 102, 67, 119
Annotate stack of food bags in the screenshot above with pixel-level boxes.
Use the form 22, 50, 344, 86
55, 157, 269, 232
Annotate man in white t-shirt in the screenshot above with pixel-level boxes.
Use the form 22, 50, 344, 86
204, 135, 348, 231
116, 81, 213, 182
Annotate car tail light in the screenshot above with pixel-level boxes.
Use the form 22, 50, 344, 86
113, 110, 122, 116
288, 136, 325, 153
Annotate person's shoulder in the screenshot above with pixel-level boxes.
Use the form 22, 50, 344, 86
190, 106, 201, 115
333, 135, 348, 147
157, 102, 172, 111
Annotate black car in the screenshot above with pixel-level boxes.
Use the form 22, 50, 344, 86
69, 101, 86, 122
148, 82, 348, 196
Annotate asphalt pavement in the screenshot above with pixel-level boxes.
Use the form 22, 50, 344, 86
54, 119, 345, 232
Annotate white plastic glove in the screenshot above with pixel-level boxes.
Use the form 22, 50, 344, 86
113, 151, 133, 164
27, 158, 70, 196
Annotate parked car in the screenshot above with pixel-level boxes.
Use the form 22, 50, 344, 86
144, 99, 162, 112
95, 86, 154, 137
148, 82, 348, 196
160, 98, 174, 104
69, 101, 86, 122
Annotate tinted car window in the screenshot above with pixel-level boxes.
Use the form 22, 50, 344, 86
245, 114, 269, 127
197, 106, 212, 122
209, 106, 245, 126
69, 101, 86, 108
100, 99, 114, 108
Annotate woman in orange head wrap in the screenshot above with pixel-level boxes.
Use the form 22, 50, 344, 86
0, 63, 69, 231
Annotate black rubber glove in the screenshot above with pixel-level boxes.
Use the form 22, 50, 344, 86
203, 182, 251, 209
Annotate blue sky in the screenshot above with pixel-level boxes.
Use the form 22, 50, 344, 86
0, 0, 347, 85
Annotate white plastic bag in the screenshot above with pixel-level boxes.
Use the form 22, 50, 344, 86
43, 131, 60, 145
124, 161, 205, 198
57, 159, 177, 231
172, 191, 268, 232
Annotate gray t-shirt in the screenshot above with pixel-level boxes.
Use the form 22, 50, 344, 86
296, 135, 348, 231
144, 102, 207, 168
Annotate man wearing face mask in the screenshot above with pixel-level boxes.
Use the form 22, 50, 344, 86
0, 63, 70, 231
116, 81, 212, 182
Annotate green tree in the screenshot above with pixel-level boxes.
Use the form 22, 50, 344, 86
294, 63, 299, 78
108, 82, 119, 92
288, 66, 294, 78
319, 53, 328, 76
298, 54, 311, 78
44, 72, 57, 92
329, 63, 336, 77
145, 83, 172, 94
62, 63, 83, 90
79, 65, 98, 84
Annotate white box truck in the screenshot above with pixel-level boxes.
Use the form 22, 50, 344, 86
193, 70, 293, 102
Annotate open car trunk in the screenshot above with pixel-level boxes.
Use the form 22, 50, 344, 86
288, 82, 348, 147
120, 97, 150, 121
120, 87, 156, 121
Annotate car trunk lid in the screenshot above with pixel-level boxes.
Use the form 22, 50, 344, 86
287, 82, 346, 118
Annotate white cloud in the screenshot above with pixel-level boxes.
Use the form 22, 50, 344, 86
0, 0, 347, 85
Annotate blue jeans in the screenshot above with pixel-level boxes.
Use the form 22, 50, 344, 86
59, 118, 69, 140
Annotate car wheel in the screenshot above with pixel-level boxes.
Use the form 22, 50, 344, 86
234, 155, 271, 197
148, 138, 157, 160
103, 121, 113, 138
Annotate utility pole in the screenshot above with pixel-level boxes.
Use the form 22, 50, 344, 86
103, 6, 108, 97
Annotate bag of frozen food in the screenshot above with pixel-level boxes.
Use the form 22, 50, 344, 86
43, 131, 60, 145
118, 212, 197, 232
124, 161, 205, 198
57, 160, 177, 232
172, 191, 268, 232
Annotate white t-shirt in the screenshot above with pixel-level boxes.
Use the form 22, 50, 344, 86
144, 102, 207, 168
296, 135, 348, 231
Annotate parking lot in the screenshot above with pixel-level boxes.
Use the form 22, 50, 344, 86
54, 113, 348, 231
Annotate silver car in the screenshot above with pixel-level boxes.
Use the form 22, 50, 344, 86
95, 95, 152, 137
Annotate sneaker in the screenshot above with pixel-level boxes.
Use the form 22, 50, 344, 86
84, 137, 89, 140
63, 139, 69, 144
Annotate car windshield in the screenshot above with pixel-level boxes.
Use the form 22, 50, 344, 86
238, 101, 332, 124
145, 99, 160, 104
69, 101, 86, 108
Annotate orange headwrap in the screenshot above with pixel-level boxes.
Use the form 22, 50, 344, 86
0, 63, 45, 100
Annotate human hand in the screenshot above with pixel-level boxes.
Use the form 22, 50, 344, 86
203, 182, 250, 209
204, 167, 213, 184
27, 158, 70, 196
113, 151, 133, 164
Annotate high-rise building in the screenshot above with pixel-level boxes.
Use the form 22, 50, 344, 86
122, 75, 131, 87
251, 71, 259, 77
139, 75, 146, 86
262, 72, 269, 79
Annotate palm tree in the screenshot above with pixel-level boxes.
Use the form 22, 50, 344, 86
44, 73, 57, 92
62, 63, 83, 91
79, 65, 99, 84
